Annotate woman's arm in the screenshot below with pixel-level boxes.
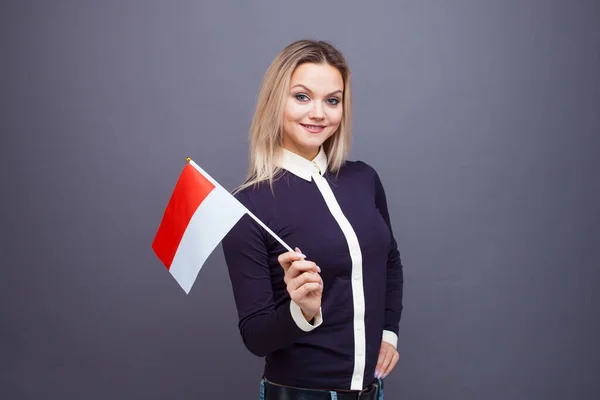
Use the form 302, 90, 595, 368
373, 167, 404, 348
222, 195, 322, 357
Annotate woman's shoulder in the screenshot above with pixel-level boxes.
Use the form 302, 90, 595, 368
231, 180, 265, 200
230, 179, 276, 212
338, 159, 380, 180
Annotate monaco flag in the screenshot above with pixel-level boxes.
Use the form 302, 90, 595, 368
152, 158, 292, 294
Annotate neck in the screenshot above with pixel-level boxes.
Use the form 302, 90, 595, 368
282, 145, 319, 161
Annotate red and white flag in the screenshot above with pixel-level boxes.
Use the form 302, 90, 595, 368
152, 159, 291, 293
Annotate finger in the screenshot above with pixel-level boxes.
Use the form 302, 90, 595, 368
299, 282, 321, 296
376, 347, 394, 379
285, 261, 319, 286
290, 282, 321, 301
278, 250, 305, 271
294, 247, 307, 262
382, 351, 399, 379
379, 347, 396, 378
288, 260, 320, 277
375, 348, 386, 378
289, 271, 322, 292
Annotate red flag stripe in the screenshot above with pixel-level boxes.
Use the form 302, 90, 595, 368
152, 164, 216, 269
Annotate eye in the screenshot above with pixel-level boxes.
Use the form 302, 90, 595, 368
295, 93, 310, 102
327, 98, 340, 106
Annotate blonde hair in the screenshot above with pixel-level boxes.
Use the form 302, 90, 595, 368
234, 39, 352, 194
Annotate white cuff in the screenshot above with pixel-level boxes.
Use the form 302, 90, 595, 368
290, 302, 323, 332
382, 330, 398, 348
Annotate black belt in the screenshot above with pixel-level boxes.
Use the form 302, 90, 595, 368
263, 379, 381, 400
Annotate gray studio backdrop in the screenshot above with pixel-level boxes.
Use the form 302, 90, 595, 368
2, 1, 599, 399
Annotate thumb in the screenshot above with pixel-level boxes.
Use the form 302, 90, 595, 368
294, 247, 306, 258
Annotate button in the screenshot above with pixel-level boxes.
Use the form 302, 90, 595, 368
353, 273, 360, 280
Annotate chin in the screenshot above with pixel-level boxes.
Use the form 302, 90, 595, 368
284, 126, 336, 156
298, 138, 326, 151
298, 131, 333, 146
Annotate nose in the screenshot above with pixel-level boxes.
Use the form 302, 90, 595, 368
309, 101, 325, 120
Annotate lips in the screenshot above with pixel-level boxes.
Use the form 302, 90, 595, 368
300, 123, 326, 134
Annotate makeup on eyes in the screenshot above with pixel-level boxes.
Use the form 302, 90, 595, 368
293, 92, 341, 106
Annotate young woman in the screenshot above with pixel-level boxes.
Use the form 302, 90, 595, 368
222, 39, 404, 400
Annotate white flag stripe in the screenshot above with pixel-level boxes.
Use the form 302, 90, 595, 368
169, 185, 247, 293
191, 159, 293, 253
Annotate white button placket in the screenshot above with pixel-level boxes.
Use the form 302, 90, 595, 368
311, 169, 367, 391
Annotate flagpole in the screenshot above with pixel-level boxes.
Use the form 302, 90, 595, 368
186, 157, 295, 254
245, 210, 294, 253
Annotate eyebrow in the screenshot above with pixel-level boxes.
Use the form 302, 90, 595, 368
291, 84, 343, 97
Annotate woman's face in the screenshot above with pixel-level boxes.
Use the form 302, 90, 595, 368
281, 62, 344, 160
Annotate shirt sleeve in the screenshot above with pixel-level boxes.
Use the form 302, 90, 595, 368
372, 167, 404, 346
221, 192, 322, 357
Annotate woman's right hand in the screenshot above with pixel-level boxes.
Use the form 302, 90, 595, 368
277, 247, 323, 322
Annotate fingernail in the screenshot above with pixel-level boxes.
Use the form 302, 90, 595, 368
375, 370, 380, 378
316, 266, 321, 272
294, 247, 306, 258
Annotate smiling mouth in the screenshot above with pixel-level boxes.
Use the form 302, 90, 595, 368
300, 123, 326, 133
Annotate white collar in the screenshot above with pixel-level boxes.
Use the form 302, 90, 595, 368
277, 147, 328, 181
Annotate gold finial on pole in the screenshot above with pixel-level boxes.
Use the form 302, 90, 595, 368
185, 157, 191, 163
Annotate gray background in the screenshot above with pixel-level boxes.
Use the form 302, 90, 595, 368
2, 0, 599, 399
